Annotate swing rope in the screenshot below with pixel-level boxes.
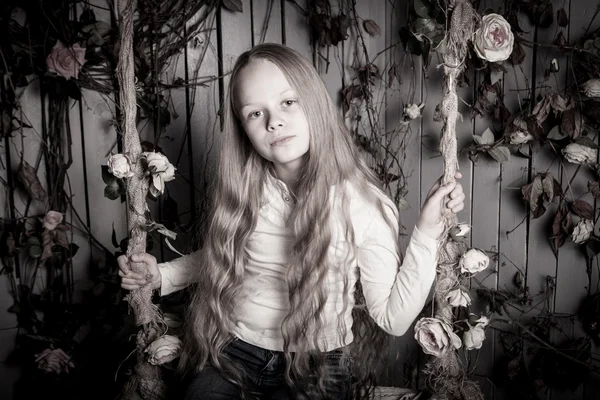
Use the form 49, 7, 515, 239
425, 1, 484, 399
117, 0, 166, 398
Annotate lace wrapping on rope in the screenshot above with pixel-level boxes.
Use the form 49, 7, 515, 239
117, 0, 164, 398
425, 1, 484, 399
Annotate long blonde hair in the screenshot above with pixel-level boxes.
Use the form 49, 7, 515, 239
179, 43, 399, 399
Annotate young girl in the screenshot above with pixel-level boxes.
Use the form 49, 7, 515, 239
119, 43, 465, 399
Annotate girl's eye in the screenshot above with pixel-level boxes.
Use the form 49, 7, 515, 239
248, 110, 263, 119
283, 100, 297, 107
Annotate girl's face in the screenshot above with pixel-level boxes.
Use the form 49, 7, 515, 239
234, 59, 310, 181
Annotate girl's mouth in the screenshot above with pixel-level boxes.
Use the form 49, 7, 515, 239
271, 136, 294, 146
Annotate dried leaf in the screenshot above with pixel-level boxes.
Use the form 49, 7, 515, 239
532, 95, 552, 125
522, 174, 546, 218
414, 0, 430, 19
570, 200, 594, 220
488, 146, 511, 163
557, 8, 569, 27
551, 204, 569, 253
583, 100, 600, 123
510, 41, 526, 65
387, 64, 400, 87
342, 84, 363, 115
221, 0, 243, 13
554, 31, 567, 49
363, 19, 381, 36
561, 108, 582, 139
547, 125, 567, 141
550, 93, 571, 112
41, 230, 53, 261
18, 160, 47, 203
589, 181, 600, 199
541, 173, 555, 202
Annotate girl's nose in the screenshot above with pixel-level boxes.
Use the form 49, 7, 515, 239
267, 113, 285, 131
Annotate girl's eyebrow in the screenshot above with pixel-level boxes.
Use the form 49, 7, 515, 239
240, 88, 295, 109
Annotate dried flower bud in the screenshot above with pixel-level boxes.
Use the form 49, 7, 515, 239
510, 130, 534, 145
572, 219, 594, 244
43, 210, 64, 231
459, 248, 490, 274
582, 79, 600, 98
146, 335, 181, 365
562, 143, 596, 165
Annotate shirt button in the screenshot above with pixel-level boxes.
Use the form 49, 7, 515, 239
283, 196, 290, 203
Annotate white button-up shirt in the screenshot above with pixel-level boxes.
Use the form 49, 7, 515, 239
158, 174, 439, 351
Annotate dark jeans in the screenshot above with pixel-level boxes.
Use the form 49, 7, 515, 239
183, 337, 352, 399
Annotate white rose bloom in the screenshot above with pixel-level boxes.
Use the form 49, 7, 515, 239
459, 248, 490, 274
510, 130, 534, 145
404, 103, 422, 120
473, 14, 514, 62
572, 219, 594, 244
562, 143, 596, 165
107, 153, 134, 179
582, 79, 600, 98
414, 317, 462, 358
463, 325, 486, 350
446, 288, 472, 308
143, 152, 176, 194
146, 334, 181, 365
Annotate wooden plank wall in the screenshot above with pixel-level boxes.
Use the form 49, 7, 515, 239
2, 0, 600, 398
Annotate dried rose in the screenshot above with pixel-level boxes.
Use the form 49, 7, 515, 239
108, 153, 134, 179
46, 40, 87, 80
446, 288, 471, 307
572, 219, 594, 244
510, 130, 534, 145
146, 334, 181, 365
562, 143, 596, 165
414, 317, 462, 358
459, 248, 490, 274
43, 210, 63, 231
582, 79, 600, 98
463, 325, 486, 350
35, 348, 74, 374
403, 103, 423, 120
473, 14, 514, 62
143, 152, 176, 196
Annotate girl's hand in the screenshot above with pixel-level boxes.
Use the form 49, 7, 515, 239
416, 172, 465, 240
118, 253, 162, 291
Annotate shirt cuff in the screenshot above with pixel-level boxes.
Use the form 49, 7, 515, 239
412, 226, 440, 251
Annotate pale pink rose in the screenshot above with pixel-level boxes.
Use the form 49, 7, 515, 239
414, 317, 462, 358
35, 348, 74, 374
473, 14, 514, 62
146, 335, 181, 365
46, 40, 87, 80
43, 210, 63, 231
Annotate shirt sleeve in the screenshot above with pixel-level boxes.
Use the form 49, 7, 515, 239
158, 250, 200, 296
356, 205, 439, 336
